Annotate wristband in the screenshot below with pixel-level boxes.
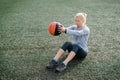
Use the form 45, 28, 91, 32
65, 29, 67, 33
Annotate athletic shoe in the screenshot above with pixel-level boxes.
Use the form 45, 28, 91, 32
46, 59, 58, 69
55, 63, 66, 72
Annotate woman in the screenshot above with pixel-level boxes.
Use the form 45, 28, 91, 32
46, 12, 90, 72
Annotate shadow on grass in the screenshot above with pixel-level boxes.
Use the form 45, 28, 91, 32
24, 54, 86, 80
38, 54, 86, 80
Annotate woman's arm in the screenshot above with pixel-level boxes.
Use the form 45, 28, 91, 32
58, 26, 89, 36
58, 25, 74, 33
66, 29, 88, 36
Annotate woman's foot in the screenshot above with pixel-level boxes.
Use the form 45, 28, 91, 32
55, 63, 67, 72
46, 59, 58, 69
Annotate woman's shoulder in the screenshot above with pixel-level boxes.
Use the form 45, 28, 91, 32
83, 25, 90, 32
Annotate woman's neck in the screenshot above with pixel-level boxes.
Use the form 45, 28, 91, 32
77, 25, 83, 30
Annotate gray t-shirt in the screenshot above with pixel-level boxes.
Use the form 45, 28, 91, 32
66, 25, 90, 52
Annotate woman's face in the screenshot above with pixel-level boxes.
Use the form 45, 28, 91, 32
75, 16, 83, 28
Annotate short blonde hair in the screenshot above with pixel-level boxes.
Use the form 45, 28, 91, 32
75, 12, 87, 24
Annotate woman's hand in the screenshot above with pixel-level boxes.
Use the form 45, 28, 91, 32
58, 25, 66, 33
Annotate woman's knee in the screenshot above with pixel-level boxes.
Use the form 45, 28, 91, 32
64, 41, 72, 45
61, 42, 72, 51
62, 42, 72, 47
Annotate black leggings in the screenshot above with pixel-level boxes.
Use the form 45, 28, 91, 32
61, 42, 87, 59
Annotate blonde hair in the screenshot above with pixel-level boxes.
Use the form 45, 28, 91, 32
75, 12, 87, 24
